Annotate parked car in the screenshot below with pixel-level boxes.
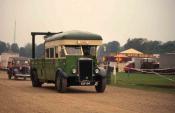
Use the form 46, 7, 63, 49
7, 57, 30, 80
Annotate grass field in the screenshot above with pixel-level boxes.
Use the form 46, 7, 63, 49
109, 72, 175, 93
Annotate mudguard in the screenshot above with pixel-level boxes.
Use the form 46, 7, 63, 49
56, 68, 69, 79
97, 67, 107, 78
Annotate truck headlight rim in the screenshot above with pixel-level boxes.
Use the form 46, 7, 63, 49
95, 68, 100, 74
72, 68, 76, 74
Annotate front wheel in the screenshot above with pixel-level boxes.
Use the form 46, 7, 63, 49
95, 77, 107, 93
55, 74, 67, 93
31, 70, 42, 87
60, 77, 67, 93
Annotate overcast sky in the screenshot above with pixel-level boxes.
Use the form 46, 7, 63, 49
0, 0, 175, 47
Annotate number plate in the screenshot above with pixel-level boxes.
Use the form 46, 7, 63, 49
81, 81, 91, 85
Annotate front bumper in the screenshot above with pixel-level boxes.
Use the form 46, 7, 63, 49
67, 75, 97, 86
15, 73, 30, 77
69, 80, 96, 86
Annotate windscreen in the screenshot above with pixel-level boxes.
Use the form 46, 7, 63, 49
82, 46, 97, 56
65, 46, 82, 55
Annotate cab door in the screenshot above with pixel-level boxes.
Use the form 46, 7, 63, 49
44, 48, 56, 81
41, 58, 45, 80
37, 58, 45, 80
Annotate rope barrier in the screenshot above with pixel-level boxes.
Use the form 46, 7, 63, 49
125, 67, 175, 82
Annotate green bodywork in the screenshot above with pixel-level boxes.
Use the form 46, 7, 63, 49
31, 56, 97, 82
31, 31, 103, 84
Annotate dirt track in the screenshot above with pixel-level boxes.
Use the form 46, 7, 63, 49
0, 71, 175, 113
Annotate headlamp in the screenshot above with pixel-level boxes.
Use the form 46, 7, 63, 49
95, 68, 100, 74
72, 68, 76, 74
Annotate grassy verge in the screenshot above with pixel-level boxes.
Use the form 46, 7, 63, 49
109, 72, 175, 94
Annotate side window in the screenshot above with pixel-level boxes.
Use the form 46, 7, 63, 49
57, 46, 62, 58
46, 46, 65, 58
46, 48, 49, 58
90, 46, 96, 56
60, 46, 65, 57
50, 48, 54, 58
55, 46, 58, 58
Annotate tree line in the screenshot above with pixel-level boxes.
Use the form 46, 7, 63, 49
97, 38, 175, 58
0, 41, 44, 58
0, 38, 175, 58
124, 38, 175, 54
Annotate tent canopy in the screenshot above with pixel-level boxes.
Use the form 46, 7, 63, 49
115, 54, 127, 58
120, 48, 143, 54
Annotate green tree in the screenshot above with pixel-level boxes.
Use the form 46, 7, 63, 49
0, 41, 7, 54
124, 38, 147, 52
11, 43, 19, 53
6, 43, 11, 51
123, 38, 175, 54
97, 41, 121, 62
24, 43, 32, 58
36, 43, 44, 58
161, 41, 175, 53
19, 47, 26, 57
106, 41, 120, 54
142, 41, 162, 54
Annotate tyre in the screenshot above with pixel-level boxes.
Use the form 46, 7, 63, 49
95, 77, 107, 93
31, 70, 42, 87
55, 74, 61, 92
14, 75, 18, 80
60, 77, 67, 93
8, 74, 12, 80
7, 70, 12, 80
55, 73, 67, 93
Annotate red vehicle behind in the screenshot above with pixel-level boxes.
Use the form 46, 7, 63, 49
124, 61, 135, 72
124, 58, 159, 73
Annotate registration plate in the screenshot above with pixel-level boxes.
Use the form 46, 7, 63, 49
81, 81, 91, 86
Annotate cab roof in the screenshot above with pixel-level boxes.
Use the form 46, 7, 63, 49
45, 30, 102, 42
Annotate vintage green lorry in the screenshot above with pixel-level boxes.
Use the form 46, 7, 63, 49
30, 30, 107, 93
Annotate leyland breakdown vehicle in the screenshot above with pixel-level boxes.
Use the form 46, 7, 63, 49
30, 30, 107, 93
7, 57, 30, 80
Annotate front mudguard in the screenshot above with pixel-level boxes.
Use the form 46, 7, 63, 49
56, 68, 69, 79
96, 68, 107, 78
7, 68, 14, 76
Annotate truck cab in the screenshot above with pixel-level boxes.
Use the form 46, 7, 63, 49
30, 30, 107, 93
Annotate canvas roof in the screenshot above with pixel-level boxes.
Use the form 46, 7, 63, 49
120, 48, 143, 54
45, 30, 102, 42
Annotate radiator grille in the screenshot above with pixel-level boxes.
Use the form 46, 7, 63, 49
79, 59, 93, 81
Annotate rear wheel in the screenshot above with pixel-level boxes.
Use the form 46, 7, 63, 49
31, 70, 42, 87
8, 74, 12, 80
14, 75, 18, 80
95, 77, 106, 93
7, 70, 12, 80
24, 77, 26, 80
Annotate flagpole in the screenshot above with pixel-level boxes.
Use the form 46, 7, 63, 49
14, 20, 16, 43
